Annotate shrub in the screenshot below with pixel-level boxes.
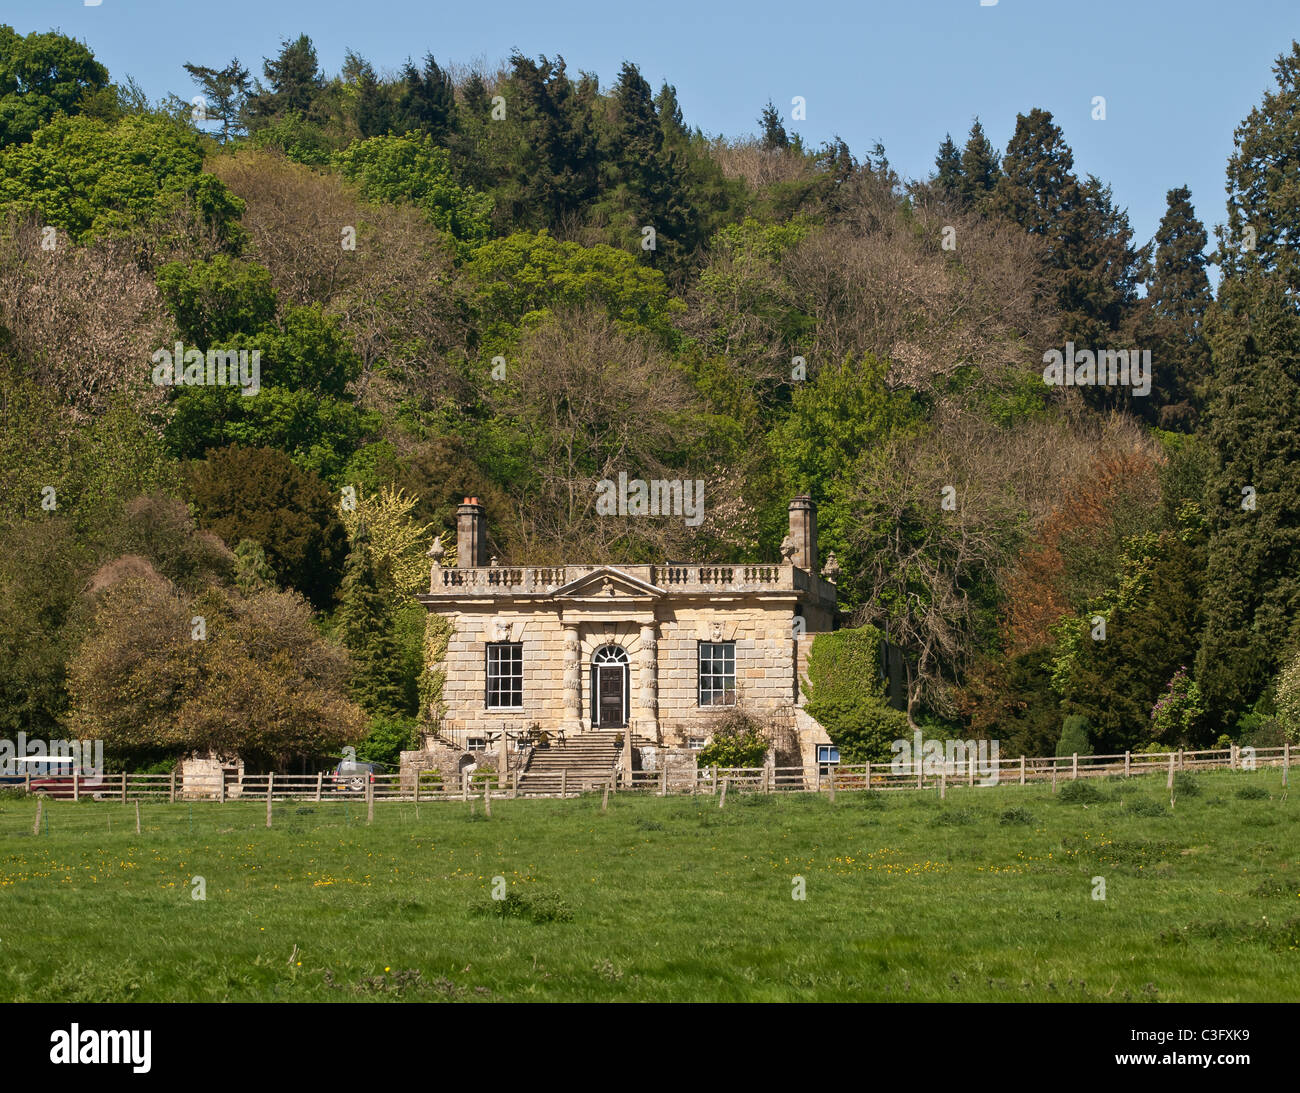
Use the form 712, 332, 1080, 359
1236, 784, 1270, 800
1149, 667, 1204, 746
1127, 798, 1169, 817
695, 708, 769, 768
1056, 715, 1093, 758
931, 807, 977, 826
806, 695, 909, 764
1058, 780, 1105, 804
999, 807, 1035, 825
356, 716, 419, 768
1172, 772, 1201, 797
1273, 651, 1300, 744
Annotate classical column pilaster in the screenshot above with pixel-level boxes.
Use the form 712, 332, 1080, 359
562, 625, 582, 733
638, 623, 659, 739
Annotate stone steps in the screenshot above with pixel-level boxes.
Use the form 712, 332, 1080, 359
516, 732, 622, 795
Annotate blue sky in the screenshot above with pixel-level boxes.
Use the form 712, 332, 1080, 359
9, 0, 1298, 256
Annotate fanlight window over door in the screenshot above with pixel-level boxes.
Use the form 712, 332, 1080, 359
591, 644, 629, 728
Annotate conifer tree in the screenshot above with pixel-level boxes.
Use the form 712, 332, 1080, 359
1134, 186, 1213, 429
182, 58, 250, 143
610, 61, 696, 268
760, 100, 788, 150
246, 34, 323, 123
991, 109, 1141, 391
958, 118, 1000, 204
396, 53, 456, 143
1219, 40, 1300, 295
505, 52, 599, 229
336, 526, 410, 718
1195, 42, 1300, 730
351, 55, 392, 138
933, 133, 962, 199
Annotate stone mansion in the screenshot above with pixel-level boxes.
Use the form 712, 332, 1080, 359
415, 496, 843, 776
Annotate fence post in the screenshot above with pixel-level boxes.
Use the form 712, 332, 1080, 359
33, 797, 42, 835
601, 781, 610, 813
121, 771, 128, 803
659, 767, 667, 797
483, 785, 491, 818
219, 772, 226, 804
266, 772, 274, 827
561, 770, 567, 799
513, 769, 519, 798
1284, 741, 1290, 789
1230, 744, 1238, 770
1019, 756, 1026, 786
24, 772, 30, 795
1178, 748, 1185, 771
917, 760, 923, 790
1124, 751, 1131, 777
1051, 761, 1057, 793
1072, 753, 1078, 781
315, 772, 323, 803
1167, 752, 1175, 790
135, 800, 141, 835
939, 768, 946, 800
865, 761, 872, 792
72, 770, 79, 802
366, 776, 374, 825
828, 766, 836, 803
718, 777, 728, 809
412, 769, 419, 804
169, 771, 176, 804
967, 756, 974, 787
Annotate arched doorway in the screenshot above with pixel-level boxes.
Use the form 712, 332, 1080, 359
591, 644, 629, 728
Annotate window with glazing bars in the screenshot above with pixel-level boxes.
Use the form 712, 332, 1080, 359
698, 641, 736, 706
485, 642, 523, 708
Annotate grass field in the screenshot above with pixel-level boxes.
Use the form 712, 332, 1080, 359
0, 768, 1296, 1002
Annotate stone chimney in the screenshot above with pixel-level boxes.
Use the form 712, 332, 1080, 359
456, 497, 487, 568
787, 495, 817, 573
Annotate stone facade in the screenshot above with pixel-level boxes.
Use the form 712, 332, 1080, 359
415, 497, 841, 768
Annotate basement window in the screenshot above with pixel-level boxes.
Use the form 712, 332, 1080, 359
687, 737, 707, 750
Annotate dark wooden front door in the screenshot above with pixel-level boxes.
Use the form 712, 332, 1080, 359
597, 666, 625, 727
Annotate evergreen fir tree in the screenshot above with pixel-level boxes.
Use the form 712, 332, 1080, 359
246, 34, 323, 123
1134, 186, 1213, 429
1194, 274, 1300, 731
352, 56, 392, 138
759, 100, 788, 151
505, 52, 600, 229
958, 118, 1001, 204
336, 526, 410, 718
1219, 41, 1300, 296
610, 61, 697, 269
991, 109, 1142, 395
396, 53, 456, 143
933, 133, 963, 199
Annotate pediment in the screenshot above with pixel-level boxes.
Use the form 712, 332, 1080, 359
551, 566, 665, 600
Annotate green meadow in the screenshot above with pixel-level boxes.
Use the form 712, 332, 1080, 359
0, 769, 1296, 1002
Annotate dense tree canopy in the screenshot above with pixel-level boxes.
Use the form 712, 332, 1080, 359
2, 24, 1299, 769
